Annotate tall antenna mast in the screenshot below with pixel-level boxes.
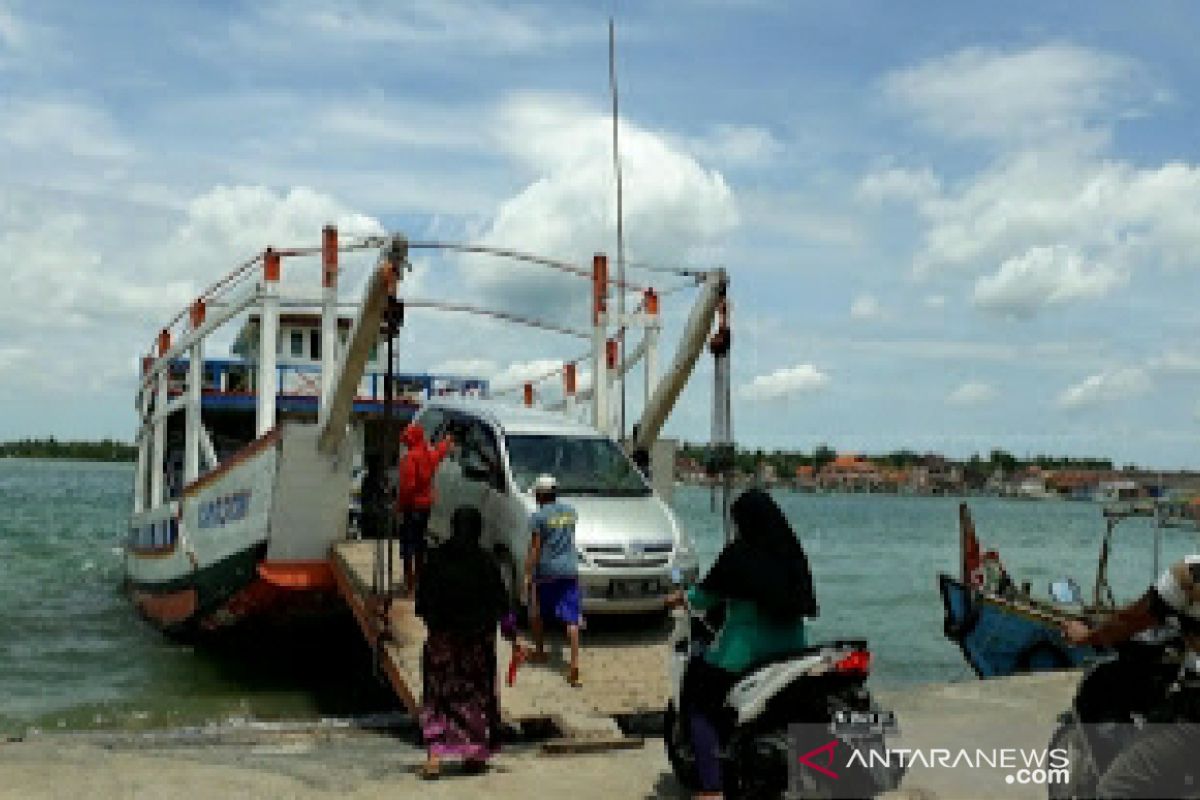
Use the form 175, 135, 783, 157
609, 17, 627, 441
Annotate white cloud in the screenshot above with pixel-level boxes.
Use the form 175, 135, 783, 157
0, 4, 26, 50
877, 44, 1200, 325
490, 359, 568, 392
465, 93, 738, 321
1057, 367, 1151, 410
923, 294, 946, 309
0, 99, 133, 161
1148, 351, 1200, 374
883, 43, 1146, 144
741, 364, 829, 401
972, 245, 1124, 317
857, 167, 940, 204
849, 293, 883, 320
163, 185, 385, 289
684, 124, 783, 167
431, 358, 498, 378
946, 381, 996, 407
239, 0, 598, 56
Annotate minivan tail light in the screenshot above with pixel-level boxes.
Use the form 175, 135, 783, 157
833, 650, 871, 675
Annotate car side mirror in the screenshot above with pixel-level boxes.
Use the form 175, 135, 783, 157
1049, 578, 1082, 605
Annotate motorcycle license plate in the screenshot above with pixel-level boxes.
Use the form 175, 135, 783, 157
610, 579, 660, 598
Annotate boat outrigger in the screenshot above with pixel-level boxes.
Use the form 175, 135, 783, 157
127, 228, 732, 635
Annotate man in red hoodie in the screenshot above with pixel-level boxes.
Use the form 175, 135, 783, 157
396, 423, 453, 598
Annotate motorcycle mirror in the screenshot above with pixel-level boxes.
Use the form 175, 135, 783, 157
1049, 577, 1082, 605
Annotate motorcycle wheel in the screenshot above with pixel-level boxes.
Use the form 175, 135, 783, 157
1046, 723, 1096, 800
663, 702, 701, 791
722, 732, 808, 800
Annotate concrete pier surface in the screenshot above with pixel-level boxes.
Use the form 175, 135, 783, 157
0, 671, 1079, 799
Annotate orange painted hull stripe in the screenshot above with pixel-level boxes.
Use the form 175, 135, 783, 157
257, 560, 336, 590
132, 588, 198, 627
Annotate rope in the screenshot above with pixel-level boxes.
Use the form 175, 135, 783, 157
402, 299, 590, 340
148, 235, 709, 355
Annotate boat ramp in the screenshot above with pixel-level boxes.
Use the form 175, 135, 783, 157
330, 539, 670, 753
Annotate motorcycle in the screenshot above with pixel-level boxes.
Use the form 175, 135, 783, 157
1047, 632, 1198, 799
663, 572, 905, 798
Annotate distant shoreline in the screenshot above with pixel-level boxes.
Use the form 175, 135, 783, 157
0, 439, 135, 463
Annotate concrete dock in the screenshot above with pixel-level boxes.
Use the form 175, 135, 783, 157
0, 671, 1080, 799
330, 540, 670, 745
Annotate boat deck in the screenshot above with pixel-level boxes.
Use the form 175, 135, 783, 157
329, 540, 669, 750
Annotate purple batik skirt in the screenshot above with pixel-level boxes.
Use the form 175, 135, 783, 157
420, 628, 501, 760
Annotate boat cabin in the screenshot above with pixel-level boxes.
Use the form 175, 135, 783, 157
149, 311, 487, 500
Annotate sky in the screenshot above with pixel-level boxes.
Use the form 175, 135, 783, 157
2, 0, 1199, 467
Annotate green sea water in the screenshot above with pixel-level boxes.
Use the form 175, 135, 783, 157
1, 458, 1195, 735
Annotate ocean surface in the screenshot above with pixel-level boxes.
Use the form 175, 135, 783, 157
1, 457, 1195, 736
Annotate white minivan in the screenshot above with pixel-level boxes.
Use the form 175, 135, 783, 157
414, 398, 699, 613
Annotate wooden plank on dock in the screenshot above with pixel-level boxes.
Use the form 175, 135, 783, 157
329, 540, 670, 748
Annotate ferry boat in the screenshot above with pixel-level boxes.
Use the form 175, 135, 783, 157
126, 230, 486, 634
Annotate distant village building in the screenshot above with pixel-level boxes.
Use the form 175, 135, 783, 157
818, 453, 882, 492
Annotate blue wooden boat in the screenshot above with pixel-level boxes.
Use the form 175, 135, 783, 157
939, 504, 1104, 678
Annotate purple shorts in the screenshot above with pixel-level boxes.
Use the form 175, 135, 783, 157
535, 577, 582, 626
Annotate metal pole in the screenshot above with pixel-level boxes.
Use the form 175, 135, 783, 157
319, 225, 339, 426
257, 249, 280, 437
610, 18, 626, 441
184, 300, 205, 486
385, 295, 396, 603
152, 331, 169, 507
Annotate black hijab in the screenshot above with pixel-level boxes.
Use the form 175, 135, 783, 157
415, 507, 509, 633
699, 488, 818, 620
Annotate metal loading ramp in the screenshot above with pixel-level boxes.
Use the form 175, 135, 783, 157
330, 540, 670, 752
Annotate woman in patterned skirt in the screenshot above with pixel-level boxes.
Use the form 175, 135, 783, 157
415, 506, 509, 778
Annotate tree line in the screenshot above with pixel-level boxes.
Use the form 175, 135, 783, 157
677, 443, 1117, 477
0, 438, 137, 462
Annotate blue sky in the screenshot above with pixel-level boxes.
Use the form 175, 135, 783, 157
2, 1, 1199, 467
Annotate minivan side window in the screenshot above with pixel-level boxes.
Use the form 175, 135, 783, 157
463, 419, 504, 491
414, 408, 444, 440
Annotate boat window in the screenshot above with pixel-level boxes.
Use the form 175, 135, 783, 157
505, 435, 650, 497
290, 330, 304, 358
310, 330, 321, 361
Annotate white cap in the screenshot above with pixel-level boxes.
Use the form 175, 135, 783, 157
533, 474, 557, 494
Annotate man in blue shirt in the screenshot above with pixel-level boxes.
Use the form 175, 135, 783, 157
524, 474, 583, 686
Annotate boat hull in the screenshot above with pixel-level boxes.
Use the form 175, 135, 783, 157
125, 422, 351, 634
938, 573, 1096, 678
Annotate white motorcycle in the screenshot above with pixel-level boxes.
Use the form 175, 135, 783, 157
664, 573, 904, 798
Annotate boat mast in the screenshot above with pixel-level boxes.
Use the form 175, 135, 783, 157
610, 17, 626, 441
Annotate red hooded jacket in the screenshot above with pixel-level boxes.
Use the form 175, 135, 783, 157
396, 423, 451, 511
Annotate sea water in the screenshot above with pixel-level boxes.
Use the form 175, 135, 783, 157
0, 458, 1194, 735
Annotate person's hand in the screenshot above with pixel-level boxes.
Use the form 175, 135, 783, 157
664, 590, 686, 609
1062, 620, 1091, 646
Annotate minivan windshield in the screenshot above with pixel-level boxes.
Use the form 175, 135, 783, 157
505, 435, 651, 497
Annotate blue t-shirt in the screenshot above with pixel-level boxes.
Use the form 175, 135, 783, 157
531, 501, 578, 579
